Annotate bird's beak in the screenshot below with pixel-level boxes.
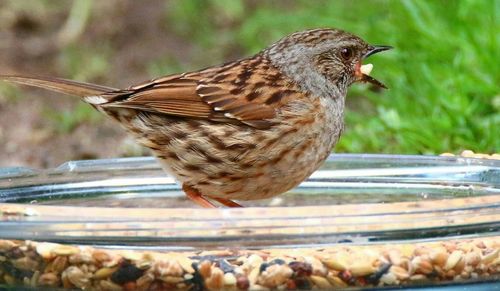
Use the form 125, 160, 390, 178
355, 45, 393, 89
363, 45, 393, 59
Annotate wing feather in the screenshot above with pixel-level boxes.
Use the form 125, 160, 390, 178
101, 55, 298, 129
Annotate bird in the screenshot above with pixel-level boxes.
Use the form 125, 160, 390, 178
0, 28, 391, 208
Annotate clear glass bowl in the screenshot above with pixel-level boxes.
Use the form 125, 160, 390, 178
0, 154, 499, 290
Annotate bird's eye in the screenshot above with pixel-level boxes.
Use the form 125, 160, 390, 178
340, 47, 353, 60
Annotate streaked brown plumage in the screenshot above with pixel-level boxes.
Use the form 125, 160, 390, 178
0, 28, 391, 207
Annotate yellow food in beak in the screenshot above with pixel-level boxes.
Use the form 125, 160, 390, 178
360, 63, 373, 75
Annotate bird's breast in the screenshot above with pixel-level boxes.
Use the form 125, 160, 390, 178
123, 95, 345, 201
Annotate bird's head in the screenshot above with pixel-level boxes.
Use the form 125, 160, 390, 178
266, 28, 391, 98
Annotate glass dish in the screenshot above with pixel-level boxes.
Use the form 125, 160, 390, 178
0, 154, 498, 290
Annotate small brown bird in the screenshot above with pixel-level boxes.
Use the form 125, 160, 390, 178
0, 28, 391, 208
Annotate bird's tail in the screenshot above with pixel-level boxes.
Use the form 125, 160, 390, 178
0, 75, 118, 103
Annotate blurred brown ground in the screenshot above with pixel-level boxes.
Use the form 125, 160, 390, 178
0, 0, 216, 168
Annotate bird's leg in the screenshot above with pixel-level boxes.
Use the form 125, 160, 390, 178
182, 184, 217, 208
182, 184, 243, 208
212, 197, 243, 208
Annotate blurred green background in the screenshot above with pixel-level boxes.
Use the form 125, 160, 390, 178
0, 0, 498, 168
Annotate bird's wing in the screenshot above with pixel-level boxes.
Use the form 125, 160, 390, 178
101, 56, 298, 129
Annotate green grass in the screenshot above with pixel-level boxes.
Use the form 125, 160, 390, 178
165, 0, 499, 154
51, 0, 109, 133
0, 84, 23, 104
47, 42, 110, 134
45, 102, 103, 134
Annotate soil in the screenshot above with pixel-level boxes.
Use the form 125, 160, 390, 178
0, 0, 196, 169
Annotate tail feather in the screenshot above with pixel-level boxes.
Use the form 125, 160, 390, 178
0, 75, 118, 97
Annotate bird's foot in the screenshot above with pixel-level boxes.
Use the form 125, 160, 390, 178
212, 197, 243, 207
182, 184, 242, 208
